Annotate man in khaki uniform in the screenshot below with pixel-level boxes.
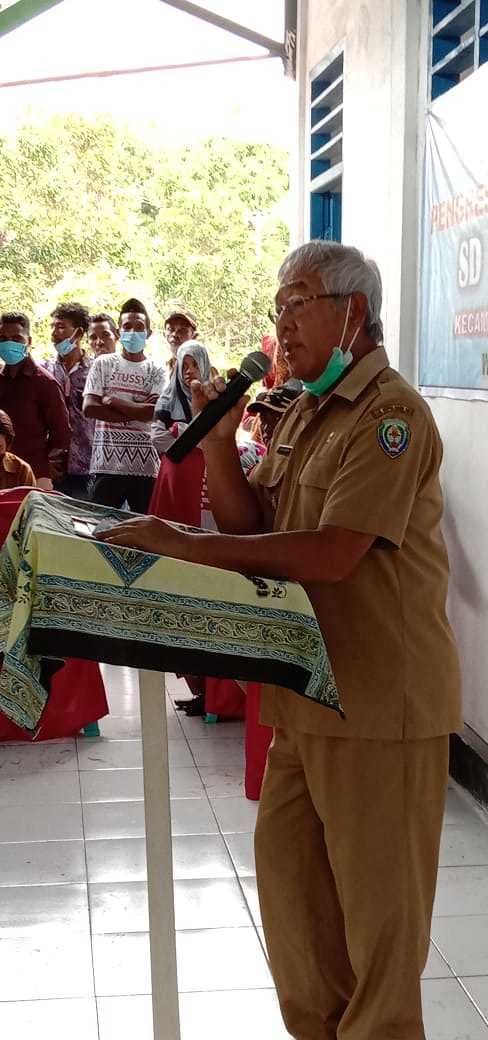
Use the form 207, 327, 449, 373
98, 241, 462, 1039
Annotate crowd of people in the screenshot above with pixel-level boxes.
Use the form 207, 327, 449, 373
0, 297, 300, 504
0, 295, 301, 718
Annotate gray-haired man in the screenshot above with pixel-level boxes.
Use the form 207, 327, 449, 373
95, 241, 462, 1039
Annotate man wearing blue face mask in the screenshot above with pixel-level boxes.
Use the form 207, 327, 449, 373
83, 298, 165, 513
0, 311, 70, 490
44, 301, 92, 499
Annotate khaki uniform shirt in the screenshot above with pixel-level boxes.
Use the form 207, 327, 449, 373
251, 347, 462, 740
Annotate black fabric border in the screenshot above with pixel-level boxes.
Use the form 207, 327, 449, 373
28, 628, 343, 717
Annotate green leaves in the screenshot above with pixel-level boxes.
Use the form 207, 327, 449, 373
0, 114, 289, 364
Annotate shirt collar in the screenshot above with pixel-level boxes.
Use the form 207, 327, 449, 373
56, 348, 90, 372
0, 355, 36, 379
296, 346, 389, 412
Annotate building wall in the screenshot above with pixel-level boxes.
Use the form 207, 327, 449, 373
297, 0, 488, 744
429, 397, 488, 741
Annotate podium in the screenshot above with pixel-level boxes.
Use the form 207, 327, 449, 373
0, 491, 342, 1040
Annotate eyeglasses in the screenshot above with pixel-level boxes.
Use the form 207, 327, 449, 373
268, 293, 343, 326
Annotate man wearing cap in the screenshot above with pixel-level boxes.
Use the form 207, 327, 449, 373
96, 241, 462, 1040
247, 382, 302, 449
164, 308, 198, 380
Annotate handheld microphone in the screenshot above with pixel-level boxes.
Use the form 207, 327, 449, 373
165, 350, 272, 464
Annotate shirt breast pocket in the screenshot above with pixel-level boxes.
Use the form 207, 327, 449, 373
297, 452, 340, 527
255, 456, 288, 515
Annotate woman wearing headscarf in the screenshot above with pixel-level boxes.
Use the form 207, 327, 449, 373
150, 340, 213, 527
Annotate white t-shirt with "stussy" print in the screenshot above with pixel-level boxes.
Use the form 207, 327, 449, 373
84, 355, 166, 476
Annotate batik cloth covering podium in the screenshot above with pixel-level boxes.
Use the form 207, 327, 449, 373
0, 491, 342, 732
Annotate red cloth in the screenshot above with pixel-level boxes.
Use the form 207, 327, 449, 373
0, 659, 108, 741
149, 447, 206, 526
0, 486, 108, 741
245, 682, 273, 800
205, 677, 245, 719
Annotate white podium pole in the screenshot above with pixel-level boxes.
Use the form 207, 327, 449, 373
138, 668, 180, 1040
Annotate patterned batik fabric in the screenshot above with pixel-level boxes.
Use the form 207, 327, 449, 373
0, 491, 342, 731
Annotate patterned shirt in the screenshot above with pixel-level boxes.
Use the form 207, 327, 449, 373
83, 354, 166, 476
44, 353, 94, 476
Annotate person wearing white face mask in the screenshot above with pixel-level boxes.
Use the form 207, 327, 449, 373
83, 298, 165, 513
44, 301, 93, 499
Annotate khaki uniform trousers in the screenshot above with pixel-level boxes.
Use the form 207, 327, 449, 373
254, 729, 449, 1040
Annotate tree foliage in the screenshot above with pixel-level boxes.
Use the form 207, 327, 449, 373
0, 114, 289, 365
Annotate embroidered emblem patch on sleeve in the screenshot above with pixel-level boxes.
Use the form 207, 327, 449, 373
377, 418, 411, 458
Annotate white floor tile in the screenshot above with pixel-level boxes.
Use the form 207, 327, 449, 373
170, 797, 218, 836
189, 738, 244, 769
0, 997, 99, 1039
97, 994, 154, 1040
0, 840, 86, 887
92, 932, 151, 996
172, 834, 234, 881
89, 881, 149, 933
460, 977, 488, 1020
421, 978, 488, 1038
168, 740, 195, 767
210, 795, 259, 834
97, 714, 141, 739
434, 865, 488, 916
0, 883, 89, 937
176, 927, 272, 992
179, 988, 290, 1040
0, 741, 78, 775
170, 767, 205, 799
444, 786, 482, 827
439, 818, 488, 866
77, 738, 143, 771
199, 764, 245, 798
80, 768, 144, 803
257, 925, 268, 957
179, 716, 245, 741
225, 832, 256, 876
174, 878, 251, 930
0, 934, 94, 1000
85, 837, 146, 884
0, 771, 81, 806
101, 664, 138, 695
105, 691, 141, 716
240, 876, 262, 926
0, 802, 83, 842
422, 944, 453, 979
83, 799, 146, 840
431, 915, 488, 976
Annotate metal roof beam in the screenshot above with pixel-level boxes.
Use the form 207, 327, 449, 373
0, 0, 63, 38
158, 0, 286, 59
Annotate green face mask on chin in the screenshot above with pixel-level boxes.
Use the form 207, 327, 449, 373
303, 346, 354, 396
302, 295, 359, 397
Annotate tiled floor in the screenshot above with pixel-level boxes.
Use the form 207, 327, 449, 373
0, 665, 487, 1038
